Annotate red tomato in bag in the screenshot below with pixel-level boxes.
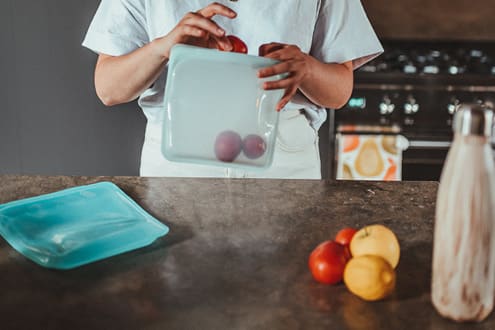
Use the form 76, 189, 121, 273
308, 241, 350, 285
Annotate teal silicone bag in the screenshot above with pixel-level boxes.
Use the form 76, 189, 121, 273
0, 182, 169, 269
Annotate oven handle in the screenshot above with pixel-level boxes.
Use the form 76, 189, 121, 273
408, 140, 452, 149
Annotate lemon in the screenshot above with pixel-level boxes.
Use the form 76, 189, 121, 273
350, 224, 400, 268
343, 255, 396, 301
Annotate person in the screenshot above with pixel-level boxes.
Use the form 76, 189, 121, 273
82, 0, 383, 179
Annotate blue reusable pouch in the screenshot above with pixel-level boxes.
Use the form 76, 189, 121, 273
0, 182, 169, 269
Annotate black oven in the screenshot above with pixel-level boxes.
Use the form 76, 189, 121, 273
330, 40, 495, 181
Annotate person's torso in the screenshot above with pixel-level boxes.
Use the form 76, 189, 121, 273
139, 0, 322, 122
146, 0, 320, 54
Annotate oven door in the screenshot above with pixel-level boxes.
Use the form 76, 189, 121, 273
402, 138, 451, 181
333, 125, 454, 181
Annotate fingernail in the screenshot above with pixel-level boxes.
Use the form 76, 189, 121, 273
217, 28, 225, 35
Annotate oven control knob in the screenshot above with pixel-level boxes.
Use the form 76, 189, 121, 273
379, 95, 395, 115
484, 98, 494, 110
404, 95, 419, 115
447, 98, 460, 115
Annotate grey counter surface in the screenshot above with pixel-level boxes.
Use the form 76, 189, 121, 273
0, 175, 492, 329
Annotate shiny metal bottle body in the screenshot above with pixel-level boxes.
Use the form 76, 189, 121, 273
432, 104, 495, 322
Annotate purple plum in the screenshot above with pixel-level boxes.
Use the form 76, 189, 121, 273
214, 130, 242, 162
242, 134, 266, 159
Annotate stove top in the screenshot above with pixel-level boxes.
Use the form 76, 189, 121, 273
359, 40, 495, 76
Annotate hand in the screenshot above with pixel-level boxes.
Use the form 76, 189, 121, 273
258, 43, 311, 111
155, 3, 236, 59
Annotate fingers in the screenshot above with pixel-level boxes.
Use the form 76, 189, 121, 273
258, 45, 304, 79
174, 24, 231, 50
176, 3, 235, 49
197, 2, 237, 19
177, 24, 208, 39
182, 12, 226, 38
258, 61, 293, 79
276, 86, 298, 111
258, 42, 286, 56
262, 74, 300, 111
208, 34, 232, 51
262, 74, 301, 91
262, 46, 302, 62
258, 58, 306, 84
257, 43, 308, 111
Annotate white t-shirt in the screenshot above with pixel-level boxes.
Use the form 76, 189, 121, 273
83, 0, 382, 126
82, 0, 383, 177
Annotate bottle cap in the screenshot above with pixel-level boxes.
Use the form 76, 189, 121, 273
453, 103, 494, 137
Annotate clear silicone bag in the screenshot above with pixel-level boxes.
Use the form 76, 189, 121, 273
0, 182, 169, 269
162, 44, 285, 170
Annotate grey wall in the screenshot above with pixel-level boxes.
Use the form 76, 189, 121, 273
0, 0, 145, 176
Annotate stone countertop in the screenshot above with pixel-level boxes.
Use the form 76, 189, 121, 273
0, 175, 492, 330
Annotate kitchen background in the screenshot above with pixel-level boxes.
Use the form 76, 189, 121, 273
1, 0, 494, 179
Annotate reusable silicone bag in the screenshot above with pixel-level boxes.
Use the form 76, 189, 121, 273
0, 182, 169, 269
162, 44, 285, 170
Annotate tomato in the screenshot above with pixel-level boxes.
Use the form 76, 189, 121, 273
219, 35, 248, 54
335, 227, 358, 246
228, 35, 248, 53
308, 240, 350, 285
